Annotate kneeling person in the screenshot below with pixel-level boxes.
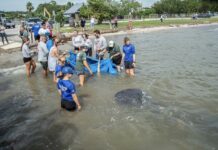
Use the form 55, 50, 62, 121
57, 67, 81, 111
107, 41, 122, 72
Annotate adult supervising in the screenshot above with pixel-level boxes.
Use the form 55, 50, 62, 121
93, 30, 107, 60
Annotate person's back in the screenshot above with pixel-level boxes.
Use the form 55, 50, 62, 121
76, 50, 86, 71
22, 43, 31, 58
32, 23, 40, 37
38, 41, 49, 62
58, 79, 75, 100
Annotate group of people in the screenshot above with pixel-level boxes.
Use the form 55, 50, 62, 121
21, 25, 136, 112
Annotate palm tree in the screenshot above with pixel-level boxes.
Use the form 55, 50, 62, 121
26, 1, 34, 13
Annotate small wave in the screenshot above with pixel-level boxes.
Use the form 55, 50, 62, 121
0, 65, 25, 75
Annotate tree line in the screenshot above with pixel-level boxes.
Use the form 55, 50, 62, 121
3, 0, 218, 24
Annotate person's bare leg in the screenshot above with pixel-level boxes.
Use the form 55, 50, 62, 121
126, 69, 130, 75
79, 75, 85, 86
129, 69, 135, 76
31, 60, 36, 74
25, 62, 31, 77
53, 72, 57, 83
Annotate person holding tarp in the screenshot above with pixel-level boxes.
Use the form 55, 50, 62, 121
106, 40, 122, 72
75, 45, 93, 86
93, 30, 107, 60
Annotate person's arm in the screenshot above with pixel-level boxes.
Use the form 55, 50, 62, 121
53, 47, 59, 58
58, 90, 62, 96
42, 43, 49, 54
83, 60, 93, 75
111, 46, 121, 59
72, 94, 81, 110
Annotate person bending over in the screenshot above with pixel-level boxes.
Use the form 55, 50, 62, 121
107, 40, 122, 72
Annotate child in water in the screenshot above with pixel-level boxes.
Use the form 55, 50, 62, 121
57, 67, 81, 111
54, 54, 66, 83
122, 37, 136, 76
75, 45, 93, 86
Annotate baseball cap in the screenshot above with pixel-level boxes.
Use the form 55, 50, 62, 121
109, 41, 114, 47
62, 67, 74, 75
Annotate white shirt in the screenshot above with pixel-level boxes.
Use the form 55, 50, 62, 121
38, 41, 49, 62
38, 28, 50, 35
85, 39, 93, 48
72, 35, 85, 48
94, 36, 107, 51
22, 43, 31, 58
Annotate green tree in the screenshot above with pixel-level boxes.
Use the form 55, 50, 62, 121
26, 1, 34, 14
87, 0, 117, 24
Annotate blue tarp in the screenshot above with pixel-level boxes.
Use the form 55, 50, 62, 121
66, 51, 118, 75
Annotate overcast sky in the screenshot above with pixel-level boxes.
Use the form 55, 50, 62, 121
0, 0, 158, 11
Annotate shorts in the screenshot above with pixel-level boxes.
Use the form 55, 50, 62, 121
124, 61, 134, 69
23, 57, 32, 63
40, 61, 48, 70
86, 48, 92, 56
112, 54, 122, 65
34, 35, 40, 41
61, 100, 77, 111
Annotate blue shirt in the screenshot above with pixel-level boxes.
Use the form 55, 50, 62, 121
57, 80, 76, 102
123, 44, 135, 62
46, 39, 53, 52
31, 23, 40, 37
55, 64, 63, 77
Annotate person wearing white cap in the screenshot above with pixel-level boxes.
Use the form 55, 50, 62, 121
107, 40, 122, 72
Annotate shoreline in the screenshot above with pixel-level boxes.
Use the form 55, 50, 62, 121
100, 22, 218, 37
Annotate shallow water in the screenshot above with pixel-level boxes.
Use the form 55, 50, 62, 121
1, 25, 218, 150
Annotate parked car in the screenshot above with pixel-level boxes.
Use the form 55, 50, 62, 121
4, 20, 15, 28
26, 18, 42, 31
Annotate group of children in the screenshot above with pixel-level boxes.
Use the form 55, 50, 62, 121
22, 28, 136, 112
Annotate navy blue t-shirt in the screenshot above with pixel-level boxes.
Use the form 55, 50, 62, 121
32, 23, 41, 37
123, 44, 135, 62
57, 79, 76, 102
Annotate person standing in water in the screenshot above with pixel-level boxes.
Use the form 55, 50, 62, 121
75, 45, 93, 86
38, 35, 49, 77
93, 30, 107, 60
107, 40, 122, 72
122, 37, 136, 76
57, 67, 81, 111
55, 54, 66, 83
48, 36, 59, 82
31, 21, 41, 42
22, 37, 36, 77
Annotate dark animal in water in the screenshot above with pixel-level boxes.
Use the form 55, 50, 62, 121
115, 89, 143, 106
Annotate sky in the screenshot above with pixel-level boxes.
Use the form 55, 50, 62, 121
0, 0, 158, 11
